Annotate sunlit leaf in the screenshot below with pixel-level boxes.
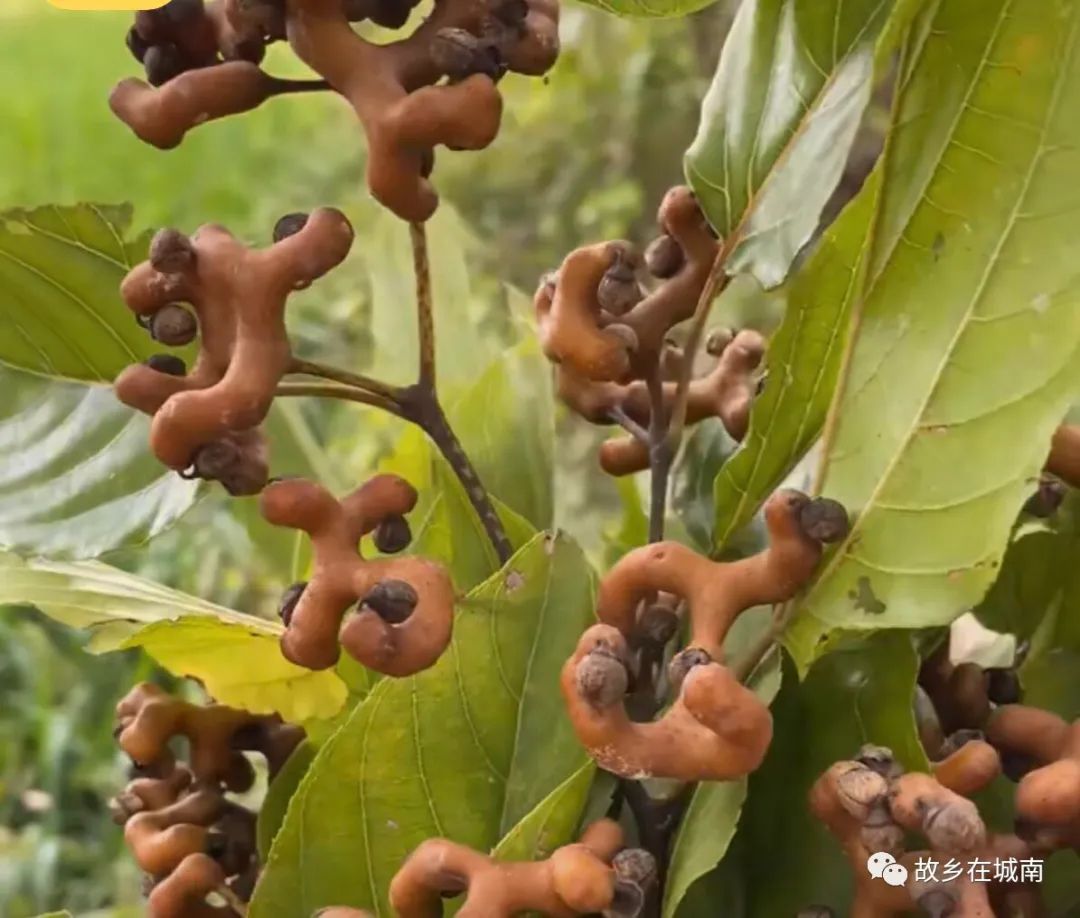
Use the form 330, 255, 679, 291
0, 552, 347, 723
492, 760, 596, 860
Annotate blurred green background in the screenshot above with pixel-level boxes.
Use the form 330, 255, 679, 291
0, 1, 732, 913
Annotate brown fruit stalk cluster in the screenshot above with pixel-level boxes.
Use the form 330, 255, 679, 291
261, 473, 456, 673
114, 209, 354, 495
111, 0, 560, 221
111, 683, 304, 916
811, 741, 1042, 917
535, 186, 764, 475
562, 489, 850, 781
987, 706, 1080, 852
318, 818, 655, 917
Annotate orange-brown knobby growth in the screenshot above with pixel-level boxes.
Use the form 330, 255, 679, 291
989, 705, 1080, 850
147, 853, 235, 918
1046, 423, 1080, 488
810, 752, 995, 917
286, 0, 560, 221
260, 474, 456, 673
535, 186, 719, 382
114, 682, 300, 789
113, 0, 331, 148
551, 327, 764, 476
388, 818, 654, 918
114, 208, 353, 493
560, 489, 848, 781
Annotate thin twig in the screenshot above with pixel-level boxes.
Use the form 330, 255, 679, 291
664, 232, 739, 450
609, 406, 650, 444
287, 357, 402, 401
410, 222, 437, 388
215, 884, 248, 916
646, 369, 673, 544
265, 77, 333, 95
398, 385, 514, 564
275, 382, 404, 417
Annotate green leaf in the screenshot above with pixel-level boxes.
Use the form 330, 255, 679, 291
491, 760, 596, 860
711, 175, 881, 550
0, 364, 198, 559
686, 0, 925, 288
448, 336, 555, 531
0, 553, 347, 723
727, 633, 925, 916
566, 0, 719, 21
786, 0, 1080, 669
251, 532, 595, 917
673, 418, 735, 550
0, 202, 169, 383
662, 780, 748, 918
257, 740, 317, 860
661, 619, 782, 918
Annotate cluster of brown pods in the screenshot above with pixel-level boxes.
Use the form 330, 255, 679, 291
115, 209, 354, 495
562, 488, 850, 782
809, 641, 1080, 917
112, 0, 560, 220
110, 683, 303, 917
535, 186, 765, 475
320, 818, 656, 917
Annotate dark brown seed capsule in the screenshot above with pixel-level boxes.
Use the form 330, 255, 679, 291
856, 744, 903, 780
431, 28, 504, 81
278, 581, 307, 627
576, 648, 629, 708
374, 515, 412, 554
636, 603, 679, 647
492, 0, 528, 26
985, 667, 1022, 705
613, 848, 658, 890
193, 439, 241, 481
1023, 476, 1065, 517
604, 323, 639, 353
798, 497, 850, 544
597, 258, 643, 316
273, 212, 309, 243
362, 579, 419, 624
148, 304, 197, 346
371, 0, 414, 28
937, 728, 984, 759
145, 353, 187, 376
607, 879, 645, 918
163, 0, 204, 25
916, 889, 957, 918
704, 327, 734, 357
1001, 750, 1038, 783
668, 647, 711, 692
126, 25, 151, 62
144, 43, 186, 87
150, 227, 195, 273
644, 234, 683, 279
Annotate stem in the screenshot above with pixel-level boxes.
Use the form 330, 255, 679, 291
609, 406, 650, 444
647, 369, 673, 544
623, 780, 690, 916
399, 385, 514, 564
410, 222, 437, 388
665, 233, 738, 447
265, 76, 333, 95
215, 884, 248, 916
288, 357, 402, 401
275, 382, 404, 416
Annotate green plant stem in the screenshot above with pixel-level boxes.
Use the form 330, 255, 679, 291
276, 382, 404, 416
410, 221, 437, 389
287, 357, 401, 401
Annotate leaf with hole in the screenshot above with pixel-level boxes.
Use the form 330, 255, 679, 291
785, 0, 1080, 669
